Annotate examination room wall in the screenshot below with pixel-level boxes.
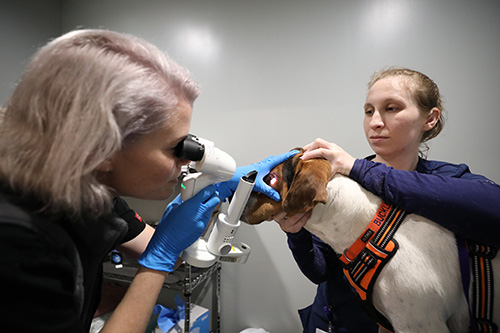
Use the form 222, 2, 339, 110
0, 0, 62, 104
2, 1, 500, 332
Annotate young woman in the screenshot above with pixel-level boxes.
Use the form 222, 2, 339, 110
0, 29, 293, 332
275, 67, 500, 332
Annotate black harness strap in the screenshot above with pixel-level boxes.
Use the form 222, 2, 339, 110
467, 240, 498, 333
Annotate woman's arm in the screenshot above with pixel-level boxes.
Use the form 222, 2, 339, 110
102, 186, 220, 332
273, 211, 340, 284
287, 228, 340, 284
100, 267, 167, 333
302, 138, 500, 247
117, 224, 154, 259
350, 159, 500, 247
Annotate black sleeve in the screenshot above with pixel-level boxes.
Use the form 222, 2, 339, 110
113, 197, 146, 243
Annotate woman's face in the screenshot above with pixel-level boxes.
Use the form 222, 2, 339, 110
363, 76, 431, 161
105, 99, 192, 200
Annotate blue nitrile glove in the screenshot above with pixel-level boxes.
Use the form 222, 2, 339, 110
216, 150, 299, 201
138, 185, 220, 272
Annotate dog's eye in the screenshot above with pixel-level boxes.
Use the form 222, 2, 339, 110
264, 173, 278, 187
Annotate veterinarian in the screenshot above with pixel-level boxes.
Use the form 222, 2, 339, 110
0, 29, 295, 332
274, 67, 500, 332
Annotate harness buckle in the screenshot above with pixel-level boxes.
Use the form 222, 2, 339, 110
467, 243, 498, 259
475, 319, 498, 333
342, 248, 354, 263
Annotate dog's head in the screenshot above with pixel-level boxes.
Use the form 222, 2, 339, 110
241, 148, 331, 225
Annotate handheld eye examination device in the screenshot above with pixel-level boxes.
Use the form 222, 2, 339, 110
174, 134, 253, 268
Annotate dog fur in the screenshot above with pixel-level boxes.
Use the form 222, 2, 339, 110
242, 151, 500, 332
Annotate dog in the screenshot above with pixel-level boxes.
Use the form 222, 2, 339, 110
241, 149, 500, 332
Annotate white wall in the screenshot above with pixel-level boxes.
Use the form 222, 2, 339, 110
0, 0, 62, 104
2, 1, 500, 332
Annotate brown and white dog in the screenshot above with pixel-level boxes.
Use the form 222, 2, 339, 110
242, 149, 500, 332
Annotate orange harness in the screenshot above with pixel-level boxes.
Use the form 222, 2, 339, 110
339, 202, 407, 332
339, 202, 498, 332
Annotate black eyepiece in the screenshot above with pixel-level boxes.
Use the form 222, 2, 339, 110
174, 134, 205, 161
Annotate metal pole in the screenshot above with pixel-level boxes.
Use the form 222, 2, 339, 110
184, 262, 192, 332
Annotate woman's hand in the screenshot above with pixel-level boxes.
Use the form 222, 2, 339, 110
302, 138, 356, 178
271, 211, 311, 234
216, 150, 299, 201
138, 186, 220, 272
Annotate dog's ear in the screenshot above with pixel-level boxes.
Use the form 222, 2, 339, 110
282, 158, 331, 215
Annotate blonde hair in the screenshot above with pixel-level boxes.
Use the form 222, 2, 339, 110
0, 29, 200, 218
368, 67, 445, 144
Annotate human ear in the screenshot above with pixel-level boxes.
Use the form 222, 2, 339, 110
423, 107, 440, 131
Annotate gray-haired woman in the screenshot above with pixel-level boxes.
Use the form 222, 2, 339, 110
0, 29, 293, 332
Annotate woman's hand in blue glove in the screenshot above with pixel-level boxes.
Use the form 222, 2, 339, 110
216, 150, 299, 201
138, 185, 220, 272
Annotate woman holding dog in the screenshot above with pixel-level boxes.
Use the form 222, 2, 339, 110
275, 67, 500, 332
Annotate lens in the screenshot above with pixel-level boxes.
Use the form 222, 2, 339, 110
174, 134, 204, 161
